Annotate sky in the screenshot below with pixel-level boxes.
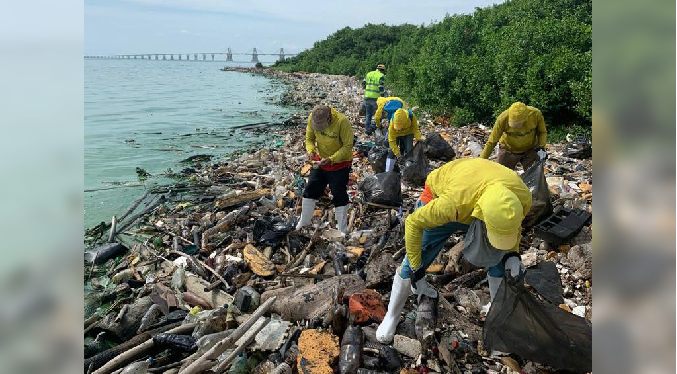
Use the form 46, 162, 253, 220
85, 0, 503, 57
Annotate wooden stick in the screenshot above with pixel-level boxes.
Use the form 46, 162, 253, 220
213, 318, 270, 373
107, 216, 117, 243
92, 322, 196, 374
118, 190, 151, 222
178, 296, 276, 374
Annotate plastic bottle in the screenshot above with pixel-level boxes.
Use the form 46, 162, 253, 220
339, 325, 364, 374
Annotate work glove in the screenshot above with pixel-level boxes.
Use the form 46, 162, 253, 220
504, 256, 525, 281
536, 147, 547, 160
410, 267, 438, 299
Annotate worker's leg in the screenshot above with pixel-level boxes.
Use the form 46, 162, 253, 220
497, 147, 520, 170
519, 147, 540, 171
364, 99, 377, 134
297, 168, 327, 229
398, 134, 414, 158
326, 167, 351, 233
399, 221, 469, 280
486, 252, 524, 301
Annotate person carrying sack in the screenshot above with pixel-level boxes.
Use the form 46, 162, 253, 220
296, 105, 354, 234
385, 108, 422, 173
376, 158, 532, 344
480, 101, 548, 170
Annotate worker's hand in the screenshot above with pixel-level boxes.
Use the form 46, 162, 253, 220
536, 147, 547, 160
504, 256, 525, 280
411, 277, 438, 299
319, 158, 331, 166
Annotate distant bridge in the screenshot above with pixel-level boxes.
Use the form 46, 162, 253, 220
84, 48, 298, 62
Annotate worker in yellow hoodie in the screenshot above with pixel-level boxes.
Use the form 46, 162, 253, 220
385, 108, 422, 172
296, 105, 354, 234
376, 158, 532, 344
373, 96, 406, 135
480, 102, 547, 170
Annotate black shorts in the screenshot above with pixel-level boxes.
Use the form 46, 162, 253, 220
303, 166, 351, 207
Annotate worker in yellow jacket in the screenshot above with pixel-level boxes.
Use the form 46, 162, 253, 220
376, 158, 532, 344
480, 102, 547, 170
385, 108, 422, 172
296, 105, 354, 234
374, 96, 406, 133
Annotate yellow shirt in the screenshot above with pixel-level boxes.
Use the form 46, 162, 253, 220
387, 113, 422, 157
480, 106, 547, 158
305, 107, 354, 163
404, 158, 532, 269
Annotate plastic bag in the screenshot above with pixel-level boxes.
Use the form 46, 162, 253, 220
423, 132, 456, 161
359, 172, 402, 207
401, 143, 430, 187
521, 158, 553, 227
484, 276, 592, 373
367, 146, 398, 173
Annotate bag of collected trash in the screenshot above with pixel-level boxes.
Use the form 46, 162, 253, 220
368, 146, 399, 174
401, 143, 430, 187
521, 158, 553, 227
359, 172, 402, 207
423, 132, 456, 161
484, 276, 592, 373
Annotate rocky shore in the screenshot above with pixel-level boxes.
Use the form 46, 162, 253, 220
84, 67, 592, 374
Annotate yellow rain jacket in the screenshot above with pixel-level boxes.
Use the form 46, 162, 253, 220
387, 109, 421, 157
374, 96, 405, 127
404, 158, 532, 270
480, 105, 547, 159
305, 107, 354, 163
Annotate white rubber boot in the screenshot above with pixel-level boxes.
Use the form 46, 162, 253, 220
335, 205, 349, 234
488, 275, 503, 302
376, 273, 412, 344
385, 158, 396, 172
295, 198, 316, 230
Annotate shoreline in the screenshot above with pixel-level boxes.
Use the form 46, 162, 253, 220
84, 67, 593, 373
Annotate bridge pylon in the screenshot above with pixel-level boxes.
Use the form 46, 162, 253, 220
251, 48, 259, 63
278, 48, 285, 61
226, 48, 233, 62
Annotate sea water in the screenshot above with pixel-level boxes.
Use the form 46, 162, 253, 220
85, 60, 294, 227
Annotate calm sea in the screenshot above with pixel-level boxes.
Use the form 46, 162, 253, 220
85, 60, 294, 228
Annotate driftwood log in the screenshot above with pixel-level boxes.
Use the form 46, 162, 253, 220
179, 296, 276, 374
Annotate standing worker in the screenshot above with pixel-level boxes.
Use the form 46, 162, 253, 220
373, 96, 405, 136
362, 64, 386, 135
376, 158, 532, 344
385, 108, 422, 172
296, 105, 354, 234
480, 101, 547, 170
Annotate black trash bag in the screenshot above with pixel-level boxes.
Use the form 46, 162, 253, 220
484, 276, 592, 373
521, 158, 553, 227
359, 172, 402, 207
368, 146, 388, 174
525, 261, 564, 305
423, 132, 456, 161
401, 143, 430, 187
253, 217, 293, 247
368, 146, 399, 173
563, 136, 592, 159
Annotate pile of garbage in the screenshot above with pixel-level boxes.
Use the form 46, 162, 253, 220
84, 68, 592, 373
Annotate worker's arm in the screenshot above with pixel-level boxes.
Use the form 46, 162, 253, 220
412, 116, 422, 141
304, 116, 316, 155
405, 197, 458, 270
328, 118, 354, 163
374, 103, 384, 127
536, 111, 547, 148
480, 117, 507, 159
387, 122, 400, 157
